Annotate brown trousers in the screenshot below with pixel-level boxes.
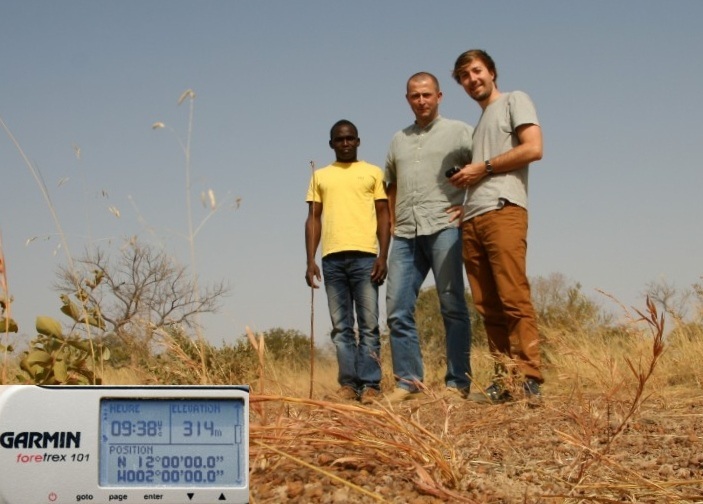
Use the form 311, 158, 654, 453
462, 203, 543, 382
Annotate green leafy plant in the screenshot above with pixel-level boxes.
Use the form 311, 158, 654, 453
19, 315, 110, 384
17, 269, 111, 385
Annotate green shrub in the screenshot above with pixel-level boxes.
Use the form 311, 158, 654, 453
18, 316, 109, 384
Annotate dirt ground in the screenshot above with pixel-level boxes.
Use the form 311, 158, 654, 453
249, 387, 703, 503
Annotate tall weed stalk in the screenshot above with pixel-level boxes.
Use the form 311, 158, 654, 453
1, 114, 103, 383
559, 296, 666, 493
179, 89, 209, 384
153, 90, 219, 384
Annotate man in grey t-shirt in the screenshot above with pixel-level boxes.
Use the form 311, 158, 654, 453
385, 72, 473, 402
449, 49, 544, 404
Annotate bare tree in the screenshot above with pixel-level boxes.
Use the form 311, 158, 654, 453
644, 279, 691, 322
54, 238, 229, 356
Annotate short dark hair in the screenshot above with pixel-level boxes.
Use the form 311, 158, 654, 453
330, 119, 358, 140
407, 72, 440, 93
452, 49, 498, 84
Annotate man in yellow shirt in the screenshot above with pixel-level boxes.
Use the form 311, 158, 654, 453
305, 120, 391, 404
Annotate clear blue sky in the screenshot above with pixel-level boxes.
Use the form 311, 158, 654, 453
2, 1, 701, 347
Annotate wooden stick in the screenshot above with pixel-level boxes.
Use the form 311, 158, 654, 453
308, 160, 316, 399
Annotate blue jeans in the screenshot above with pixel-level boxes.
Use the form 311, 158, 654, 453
386, 227, 471, 391
322, 251, 382, 392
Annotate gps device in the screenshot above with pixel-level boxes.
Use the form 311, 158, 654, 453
0, 385, 249, 504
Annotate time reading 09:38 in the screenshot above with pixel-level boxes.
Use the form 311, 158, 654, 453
99, 398, 246, 488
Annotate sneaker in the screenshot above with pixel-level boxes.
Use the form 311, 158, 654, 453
522, 378, 542, 405
331, 386, 358, 401
360, 387, 381, 405
467, 382, 511, 404
386, 387, 422, 403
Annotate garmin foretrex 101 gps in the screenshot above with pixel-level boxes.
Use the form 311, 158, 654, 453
0, 385, 249, 504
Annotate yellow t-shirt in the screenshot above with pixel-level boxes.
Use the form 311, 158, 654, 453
306, 161, 387, 257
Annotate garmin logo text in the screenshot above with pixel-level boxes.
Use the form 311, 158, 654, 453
0, 431, 81, 449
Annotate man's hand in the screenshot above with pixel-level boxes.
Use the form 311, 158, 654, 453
305, 263, 321, 288
446, 204, 464, 223
448, 162, 488, 188
370, 257, 388, 285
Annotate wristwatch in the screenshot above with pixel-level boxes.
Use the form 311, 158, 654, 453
485, 160, 494, 175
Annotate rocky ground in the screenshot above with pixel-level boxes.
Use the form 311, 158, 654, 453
249, 386, 703, 503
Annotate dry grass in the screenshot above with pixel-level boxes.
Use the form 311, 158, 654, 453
244, 300, 703, 503
250, 394, 468, 502
87, 298, 703, 502
4, 285, 702, 502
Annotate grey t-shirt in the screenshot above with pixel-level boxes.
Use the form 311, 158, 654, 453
386, 116, 473, 238
464, 91, 539, 221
